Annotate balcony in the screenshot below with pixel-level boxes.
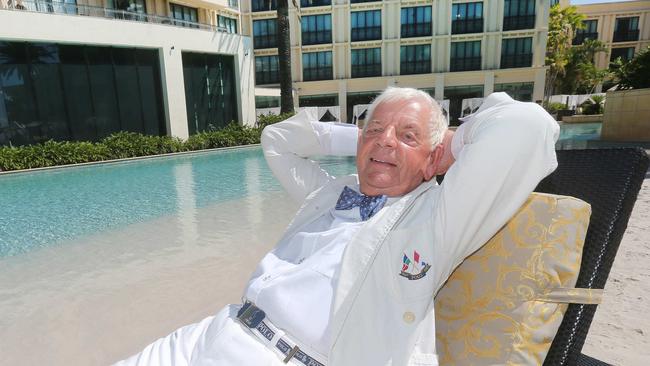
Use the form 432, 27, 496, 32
401, 23, 432, 38
450, 57, 481, 72
351, 0, 380, 3
303, 67, 333, 81
451, 19, 483, 35
252, 0, 277, 12
501, 53, 532, 68
401, 61, 431, 75
352, 64, 381, 78
613, 29, 640, 43
351, 26, 381, 42
256, 71, 279, 85
572, 32, 599, 45
253, 34, 277, 49
503, 15, 535, 31
302, 31, 331, 45
300, 0, 331, 7
0, 0, 229, 32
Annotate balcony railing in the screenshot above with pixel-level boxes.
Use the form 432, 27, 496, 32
351, 0, 380, 3
302, 30, 331, 45
351, 26, 381, 42
0, 0, 228, 32
256, 70, 279, 85
252, 0, 277, 12
352, 64, 381, 78
401, 61, 431, 75
450, 57, 481, 72
451, 19, 483, 34
500, 53, 532, 68
303, 67, 333, 81
401, 23, 432, 38
254, 34, 277, 49
612, 29, 640, 42
572, 32, 599, 45
503, 15, 535, 31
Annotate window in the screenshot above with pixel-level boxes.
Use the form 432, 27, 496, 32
501, 37, 532, 68
610, 47, 635, 63
108, 0, 147, 20
494, 82, 533, 101
400, 44, 431, 75
450, 41, 481, 72
255, 96, 280, 108
251, 0, 277, 12
451, 2, 483, 34
182, 52, 238, 134
303, 51, 333, 81
351, 48, 381, 78
300, 0, 331, 7
301, 14, 332, 45
503, 0, 535, 31
218, 15, 237, 33
170, 3, 198, 28
299, 94, 338, 107
351, 10, 381, 42
253, 19, 278, 49
401, 6, 432, 38
613, 17, 639, 42
0, 42, 165, 146
573, 19, 598, 45
255, 55, 280, 85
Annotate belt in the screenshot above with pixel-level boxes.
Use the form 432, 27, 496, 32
236, 301, 326, 366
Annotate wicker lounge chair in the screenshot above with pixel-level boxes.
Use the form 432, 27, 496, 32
535, 148, 649, 366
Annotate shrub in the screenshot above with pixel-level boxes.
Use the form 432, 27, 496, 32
0, 115, 293, 171
580, 95, 605, 115
543, 102, 567, 114
257, 112, 295, 129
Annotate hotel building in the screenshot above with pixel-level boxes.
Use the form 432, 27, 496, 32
573, 0, 649, 71
242, 0, 552, 123
0, 0, 255, 146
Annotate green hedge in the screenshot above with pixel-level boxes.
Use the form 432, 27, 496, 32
0, 117, 294, 171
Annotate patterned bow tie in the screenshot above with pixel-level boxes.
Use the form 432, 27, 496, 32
335, 186, 387, 221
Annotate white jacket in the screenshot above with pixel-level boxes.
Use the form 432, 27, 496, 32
261, 93, 560, 366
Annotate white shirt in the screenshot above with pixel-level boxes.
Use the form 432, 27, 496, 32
244, 122, 383, 357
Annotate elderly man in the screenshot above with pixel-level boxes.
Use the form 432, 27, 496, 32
116, 87, 559, 366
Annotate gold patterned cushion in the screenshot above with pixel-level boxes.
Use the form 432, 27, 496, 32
435, 193, 597, 365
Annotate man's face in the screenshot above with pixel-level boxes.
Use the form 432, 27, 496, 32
356, 98, 438, 197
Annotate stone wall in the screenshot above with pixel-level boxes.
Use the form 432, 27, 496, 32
602, 88, 650, 142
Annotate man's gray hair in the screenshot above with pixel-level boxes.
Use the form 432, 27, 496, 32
364, 87, 448, 147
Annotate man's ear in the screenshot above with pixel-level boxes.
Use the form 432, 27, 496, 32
423, 144, 444, 181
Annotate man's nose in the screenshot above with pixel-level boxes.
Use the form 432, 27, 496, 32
377, 126, 397, 148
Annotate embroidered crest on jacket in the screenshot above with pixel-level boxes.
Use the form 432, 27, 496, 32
400, 250, 431, 280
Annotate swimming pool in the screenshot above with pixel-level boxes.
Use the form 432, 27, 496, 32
0, 146, 357, 258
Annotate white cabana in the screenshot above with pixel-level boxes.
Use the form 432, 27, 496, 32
461, 98, 484, 117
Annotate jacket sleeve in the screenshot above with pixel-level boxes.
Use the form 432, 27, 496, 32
261, 110, 358, 202
433, 92, 560, 279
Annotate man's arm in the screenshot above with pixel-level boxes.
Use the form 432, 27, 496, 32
261, 110, 358, 202
433, 93, 560, 280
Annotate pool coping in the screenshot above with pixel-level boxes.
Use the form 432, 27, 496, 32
0, 144, 261, 176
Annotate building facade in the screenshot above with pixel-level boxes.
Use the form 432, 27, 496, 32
573, 0, 650, 70
0, 0, 255, 146
242, 0, 551, 123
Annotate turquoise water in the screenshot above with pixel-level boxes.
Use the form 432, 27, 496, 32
558, 122, 602, 141
0, 147, 357, 258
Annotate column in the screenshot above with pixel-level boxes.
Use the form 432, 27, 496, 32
160, 45, 190, 139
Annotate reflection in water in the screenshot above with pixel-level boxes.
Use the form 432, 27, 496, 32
174, 162, 198, 249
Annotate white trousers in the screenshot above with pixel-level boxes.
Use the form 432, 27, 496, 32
114, 305, 292, 366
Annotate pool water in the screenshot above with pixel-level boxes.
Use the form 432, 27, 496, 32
0, 146, 357, 257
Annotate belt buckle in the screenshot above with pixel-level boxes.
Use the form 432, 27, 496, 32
237, 301, 266, 329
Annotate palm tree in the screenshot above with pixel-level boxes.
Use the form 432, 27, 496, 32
277, 0, 295, 114
545, 4, 585, 102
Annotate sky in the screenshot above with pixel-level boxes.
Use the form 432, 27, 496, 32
570, 0, 635, 4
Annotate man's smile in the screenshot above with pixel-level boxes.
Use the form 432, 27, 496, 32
370, 157, 397, 167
